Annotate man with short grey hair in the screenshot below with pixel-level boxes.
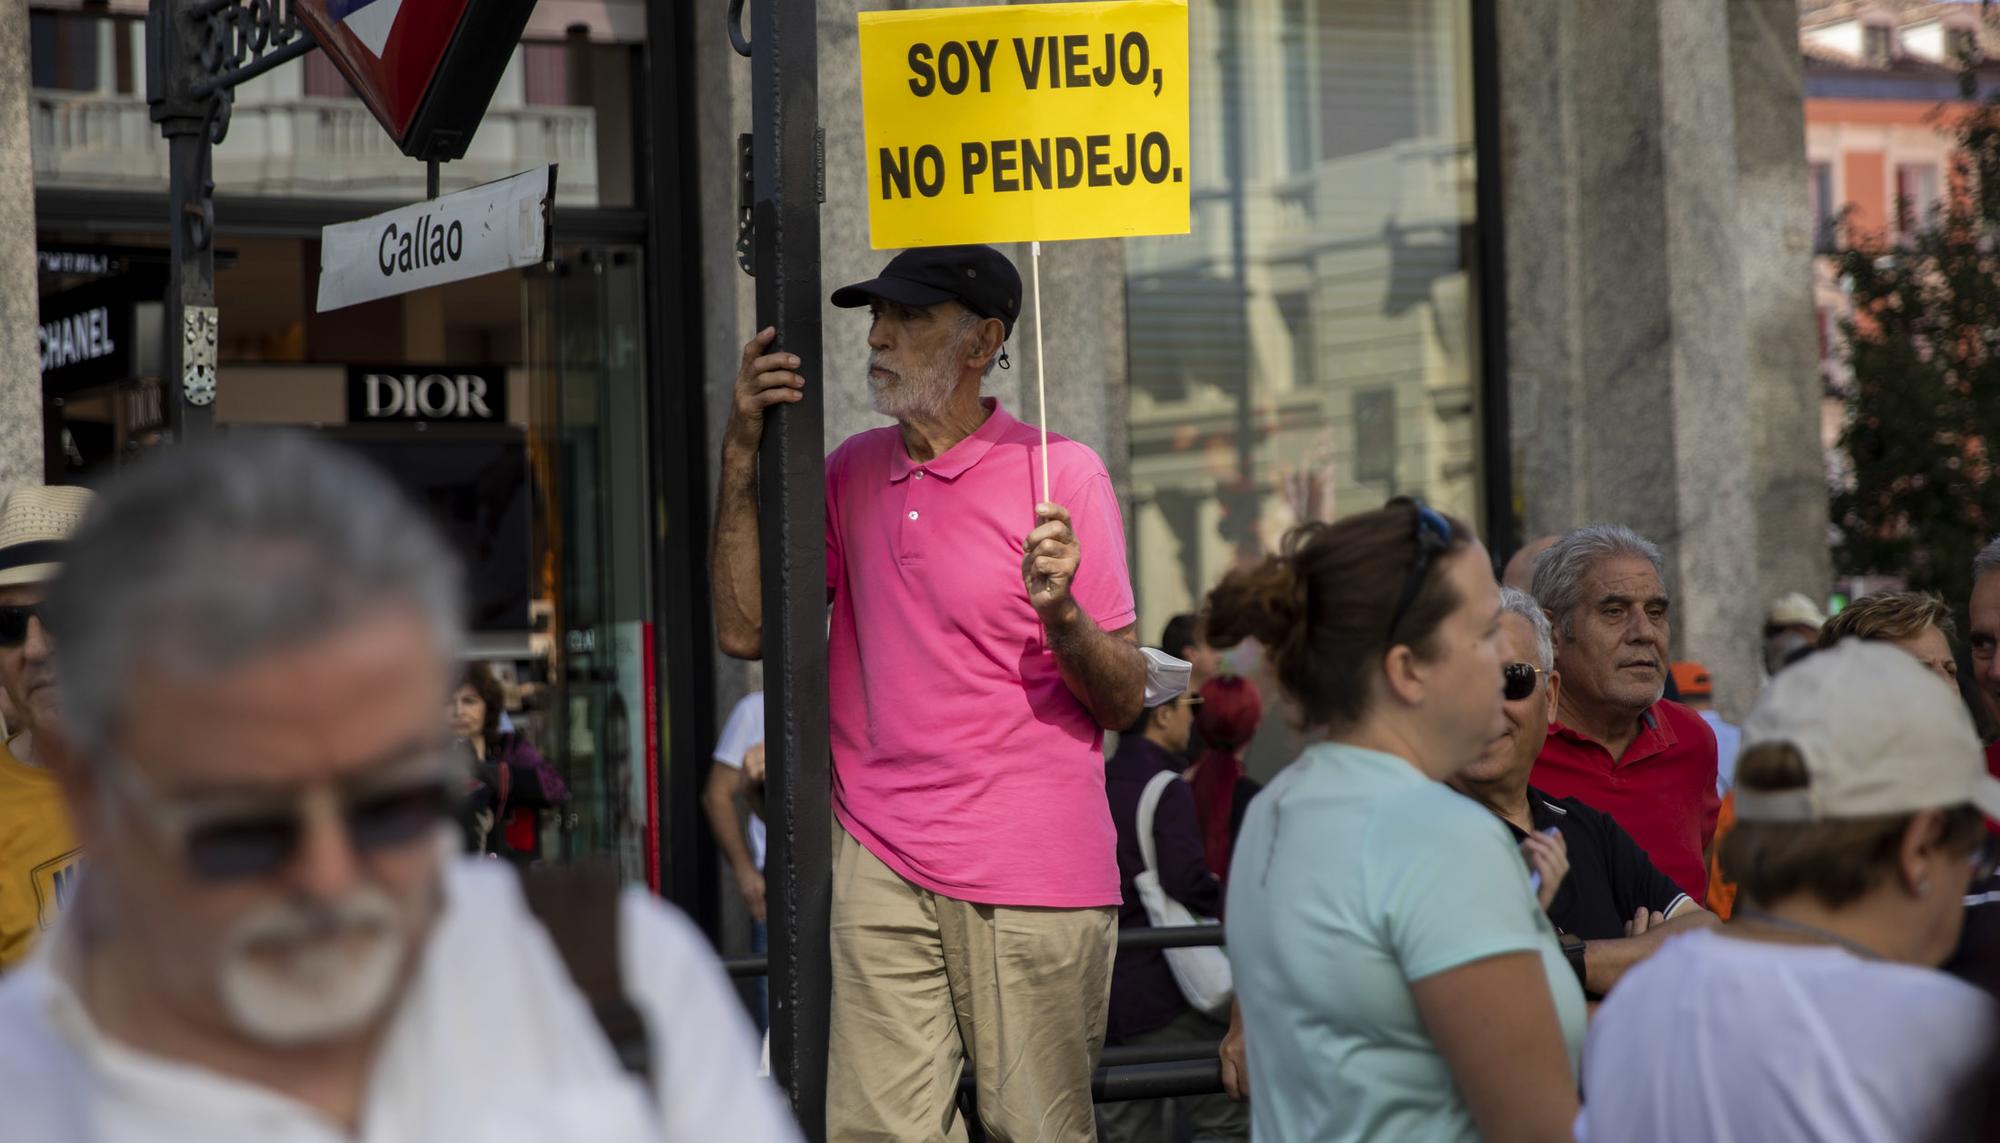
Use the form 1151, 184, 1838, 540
1530, 524, 1720, 901
1451, 588, 1713, 999
0, 436, 799, 1142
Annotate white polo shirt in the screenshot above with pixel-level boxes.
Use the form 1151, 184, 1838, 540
0, 857, 802, 1142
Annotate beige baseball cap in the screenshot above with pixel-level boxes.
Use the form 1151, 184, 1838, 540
1767, 590, 1828, 631
0, 486, 95, 589
1736, 639, 2000, 824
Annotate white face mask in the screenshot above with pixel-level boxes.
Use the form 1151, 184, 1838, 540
215, 884, 409, 1046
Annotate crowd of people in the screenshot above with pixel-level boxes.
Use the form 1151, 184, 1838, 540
0, 237, 1993, 1142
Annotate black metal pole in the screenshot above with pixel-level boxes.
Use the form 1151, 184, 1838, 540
1470, 0, 1517, 555
641, 0, 719, 928
747, 0, 831, 1132
147, 0, 219, 439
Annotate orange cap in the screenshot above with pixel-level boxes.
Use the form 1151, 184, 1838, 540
1671, 661, 1712, 698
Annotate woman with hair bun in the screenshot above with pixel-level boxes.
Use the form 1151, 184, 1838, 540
1212, 501, 1585, 1141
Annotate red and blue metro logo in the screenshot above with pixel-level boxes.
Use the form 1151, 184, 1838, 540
326, 0, 405, 58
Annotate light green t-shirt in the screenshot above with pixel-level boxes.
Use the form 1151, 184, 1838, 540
1225, 742, 1587, 1141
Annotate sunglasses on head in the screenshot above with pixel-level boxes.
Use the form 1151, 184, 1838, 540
1503, 662, 1544, 702
0, 604, 42, 648
1384, 499, 1453, 644
108, 757, 456, 882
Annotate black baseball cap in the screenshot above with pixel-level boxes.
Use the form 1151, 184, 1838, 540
830, 244, 1022, 338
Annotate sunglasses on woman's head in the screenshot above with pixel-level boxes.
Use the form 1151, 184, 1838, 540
1503, 662, 1544, 702
1384, 498, 1453, 643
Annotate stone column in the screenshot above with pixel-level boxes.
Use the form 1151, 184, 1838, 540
0, 5, 43, 492
1729, 0, 1833, 620
1501, 0, 1820, 721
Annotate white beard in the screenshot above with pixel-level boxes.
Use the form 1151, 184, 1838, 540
868, 351, 962, 421
215, 886, 409, 1046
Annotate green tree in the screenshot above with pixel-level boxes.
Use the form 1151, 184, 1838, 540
1832, 68, 2000, 611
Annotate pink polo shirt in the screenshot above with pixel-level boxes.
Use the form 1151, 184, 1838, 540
825, 399, 1135, 907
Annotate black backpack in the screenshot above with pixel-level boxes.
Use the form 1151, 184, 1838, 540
518, 859, 654, 1085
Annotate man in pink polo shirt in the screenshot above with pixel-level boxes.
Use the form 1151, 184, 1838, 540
711, 244, 1146, 1141
1529, 524, 1720, 900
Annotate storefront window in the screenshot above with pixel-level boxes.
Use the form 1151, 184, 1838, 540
1124, 0, 1483, 653
35, 231, 659, 877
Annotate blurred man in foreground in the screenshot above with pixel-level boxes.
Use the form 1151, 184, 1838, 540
0, 436, 797, 1142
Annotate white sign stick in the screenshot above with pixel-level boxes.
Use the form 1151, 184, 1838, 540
1032, 240, 1050, 505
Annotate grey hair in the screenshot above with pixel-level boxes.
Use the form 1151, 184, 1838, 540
42, 433, 464, 759
1498, 586, 1555, 674
1976, 535, 2000, 583
1530, 523, 1665, 639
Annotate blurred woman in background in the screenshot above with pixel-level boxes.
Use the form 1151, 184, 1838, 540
449, 662, 569, 863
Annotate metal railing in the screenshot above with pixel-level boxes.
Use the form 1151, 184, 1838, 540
724, 924, 1231, 1104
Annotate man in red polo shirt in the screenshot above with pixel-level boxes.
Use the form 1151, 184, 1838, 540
711, 244, 1147, 1142
1529, 524, 1719, 900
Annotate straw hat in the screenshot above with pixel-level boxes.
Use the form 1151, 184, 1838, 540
0, 486, 95, 589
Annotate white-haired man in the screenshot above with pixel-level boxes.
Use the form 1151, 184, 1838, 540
1530, 525, 1720, 901
0, 437, 799, 1141
712, 244, 1145, 1140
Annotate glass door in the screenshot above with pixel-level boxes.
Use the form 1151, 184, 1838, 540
525, 245, 657, 882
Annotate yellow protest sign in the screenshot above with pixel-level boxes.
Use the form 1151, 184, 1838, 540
857, 0, 1190, 249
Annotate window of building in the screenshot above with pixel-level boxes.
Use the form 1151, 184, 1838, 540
304, 49, 352, 98
1124, 0, 1483, 726
523, 42, 570, 108
1896, 162, 1940, 236
29, 12, 100, 92
1863, 24, 1895, 66
1810, 161, 1836, 252
1280, 0, 1315, 176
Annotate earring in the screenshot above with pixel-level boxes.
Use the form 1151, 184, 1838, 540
1917, 878, 1932, 897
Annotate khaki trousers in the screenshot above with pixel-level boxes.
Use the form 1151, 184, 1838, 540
826, 825, 1116, 1142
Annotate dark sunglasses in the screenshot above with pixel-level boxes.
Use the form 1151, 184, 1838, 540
0, 604, 42, 648
1503, 662, 1545, 702
1384, 498, 1453, 643
111, 761, 456, 882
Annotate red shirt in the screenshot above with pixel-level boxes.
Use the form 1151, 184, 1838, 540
1532, 700, 1720, 900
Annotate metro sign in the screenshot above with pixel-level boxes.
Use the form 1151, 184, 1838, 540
296, 0, 538, 162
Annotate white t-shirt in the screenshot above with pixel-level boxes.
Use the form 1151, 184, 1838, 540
1701, 710, 1741, 793
1579, 926, 1997, 1143
0, 856, 803, 1142
715, 692, 767, 871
